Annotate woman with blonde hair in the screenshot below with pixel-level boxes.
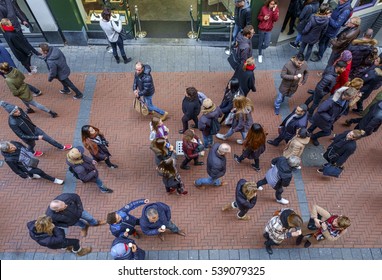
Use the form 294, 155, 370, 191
234, 123, 266, 171
216, 95, 254, 144
234, 57, 257, 97
222, 179, 257, 221
27, 215, 92, 256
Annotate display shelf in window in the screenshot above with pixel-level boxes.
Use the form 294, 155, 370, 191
87, 10, 128, 24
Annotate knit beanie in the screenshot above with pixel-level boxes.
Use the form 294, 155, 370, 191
340, 50, 352, 62
0, 101, 18, 115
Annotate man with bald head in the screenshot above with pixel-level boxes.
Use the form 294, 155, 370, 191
194, 143, 231, 187
46, 193, 106, 237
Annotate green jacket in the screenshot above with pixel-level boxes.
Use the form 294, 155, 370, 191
5, 67, 32, 102
362, 91, 382, 116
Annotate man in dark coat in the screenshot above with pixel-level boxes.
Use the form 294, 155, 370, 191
346, 101, 382, 136
133, 61, 168, 120
39, 43, 83, 99
268, 104, 308, 146
0, 0, 29, 32
46, 193, 106, 237
311, 0, 353, 62
256, 156, 301, 205
194, 143, 231, 187
0, 101, 72, 156
235, 25, 254, 65
139, 202, 186, 241
305, 61, 347, 117
326, 16, 361, 66
179, 86, 201, 134
110, 236, 145, 260
0, 140, 63, 184
308, 87, 356, 146
232, 0, 252, 43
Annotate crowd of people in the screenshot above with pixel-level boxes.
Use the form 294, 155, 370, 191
1, 0, 382, 259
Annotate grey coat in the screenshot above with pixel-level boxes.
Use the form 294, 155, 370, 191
207, 143, 226, 180
44, 47, 71, 81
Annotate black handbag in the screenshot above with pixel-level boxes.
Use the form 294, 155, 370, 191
119, 28, 134, 40
227, 47, 240, 70
19, 147, 39, 168
322, 163, 343, 178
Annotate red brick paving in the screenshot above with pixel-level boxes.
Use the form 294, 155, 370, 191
1, 70, 381, 254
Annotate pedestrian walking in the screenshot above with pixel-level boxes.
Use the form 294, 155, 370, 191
106, 198, 149, 238
233, 57, 256, 97
46, 193, 107, 237
256, 155, 301, 205
329, 50, 353, 94
234, 25, 255, 65
257, 0, 279, 64
140, 202, 186, 241
39, 43, 84, 99
198, 98, 223, 148
219, 78, 243, 123
150, 137, 175, 166
179, 87, 201, 134
0, 62, 57, 117
296, 204, 350, 248
110, 236, 145, 260
99, 8, 132, 64
232, 0, 252, 43
233, 123, 266, 171
194, 143, 231, 188
273, 54, 309, 115
263, 208, 302, 254
345, 101, 382, 136
180, 129, 204, 170
0, 101, 72, 156
81, 125, 118, 168
157, 158, 188, 195
150, 117, 170, 141
222, 179, 257, 220
27, 215, 92, 257
0, 0, 32, 33
133, 61, 168, 120
66, 146, 114, 193
283, 127, 310, 161
0, 140, 64, 185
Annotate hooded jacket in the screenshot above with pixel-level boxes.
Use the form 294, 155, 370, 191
236, 31, 252, 64
265, 156, 293, 188
44, 46, 70, 81
324, 130, 356, 166
356, 101, 382, 136
140, 202, 172, 236
234, 1, 251, 29
198, 107, 222, 136
301, 14, 329, 45
45, 193, 84, 227
1, 140, 30, 178
207, 143, 227, 180
235, 178, 257, 212
315, 65, 338, 97
4, 67, 31, 101
27, 220, 68, 249
66, 146, 99, 183
348, 38, 379, 69
312, 97, 349, 130
326, 0, 352, 38
279, 57, 309, 96
133, 64, 155, 97
296, 0, 320, 33
110, 237, 145, 260
8, 108, 39, 141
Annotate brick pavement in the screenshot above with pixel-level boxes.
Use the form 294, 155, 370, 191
0, 43, 381, 260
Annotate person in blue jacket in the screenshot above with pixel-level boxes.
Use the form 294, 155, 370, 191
110, 236, 145, 260
140, 202, 186, 241
106, 198, 150, 239
222, 179, 257, 220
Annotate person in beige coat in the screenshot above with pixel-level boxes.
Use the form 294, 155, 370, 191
283, 127, 310, 164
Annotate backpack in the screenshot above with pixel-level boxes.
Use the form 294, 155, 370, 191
68, 166, 81, 180
209, 118, 221, 135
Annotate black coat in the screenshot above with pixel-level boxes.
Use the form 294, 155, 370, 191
236, 31, 252, 64
66, 147, 99, 183
198, 107, 223, 136
356, 101, 382, 136
219, 88, 243, 115
207, 143, 226, 180
0, 0, 27, 32
234, 5, 252, 29
233, 67, 256, 96
2, 30, 32, 65
324, 130, 356, 166
312, 98, 349, 130
27, 220, 70, 250
111, 237, 145, 260
133, 64, 155, 97
235, 179, 257, 212
45, 193, 84, 227
348, 38, 378, 70
8, 108, 39, 141
296, 1, 320, 33
301, 14, 329, 45
315, 66, 338, 97
182, 96, 200, 119
1, 140, 31, 178
279, 109, 308, 141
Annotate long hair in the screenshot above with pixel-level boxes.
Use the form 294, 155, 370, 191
151, 137, 168, 156
151, 117, 162, 133
0, 62, 11, 73
81, 125, 101, 149
244, 123, 266, 150
344, 78, 364, 91
35, 215, 55, 236
242, 182, 258, 200
157, 158, 177, 178
233, 96, 254, 112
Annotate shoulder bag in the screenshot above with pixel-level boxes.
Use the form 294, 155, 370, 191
19, 147, 39, 168
133, 97, 149, 116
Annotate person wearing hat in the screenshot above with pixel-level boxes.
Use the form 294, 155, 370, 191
140, 202, 186, 241
194, 143, 231, 187
267, 105, 308, 147
0, 101, 72, 157
46, 193, 106, 237
0, 140, 64, 184
198, 98, 222, 148
66, 146, 113, 193
263, 208, 303, 254
110, 236, 145, 260
283, 127, 310, 161
232, 0, 252, 44
27, 215, 92, 257
0, 62, 58, 117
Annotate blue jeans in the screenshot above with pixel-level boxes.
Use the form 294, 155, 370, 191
24, 126, 64, 152
22, 99, 51, 113
258, 30, 271, 55
298, 42, 314, 61
195, 176, 221, 186
232, 24, 241, 44
27, 84, 40, 94
60, 77, 83, 97
318, 34, 332, 59
110, 35, 126, 57
274, 92, 286, 110
202, 134, 213, 148
224, 128, 247, 140
74, 210, 98, 229
143, 95, 165, 115
95, 178, 109, 192
294, 33, 302, 45
167, 220, 180, 233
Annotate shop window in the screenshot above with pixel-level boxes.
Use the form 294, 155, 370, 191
81, 0, 129, 25
354, 0, 378, 9
16, 0, 41, 33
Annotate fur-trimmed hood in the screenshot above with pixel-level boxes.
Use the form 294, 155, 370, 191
351, 38, 378, 46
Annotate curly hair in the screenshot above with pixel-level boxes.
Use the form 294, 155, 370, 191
157, 158, 177, 178
35, 215, 55, 236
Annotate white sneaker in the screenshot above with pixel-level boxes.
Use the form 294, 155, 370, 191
257, 185, 263, 191
296, 166, 302, 170
236, 139, 243, 145
54, 178, 64, 185
258, 55, 263, 63
276, 198, 289, 205
216, 133, 227, 140
32, 174, 41, 179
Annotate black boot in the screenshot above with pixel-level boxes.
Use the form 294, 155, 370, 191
114, 55, 120, 64
122, 55, 132, 64
49, 111, 58, 118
